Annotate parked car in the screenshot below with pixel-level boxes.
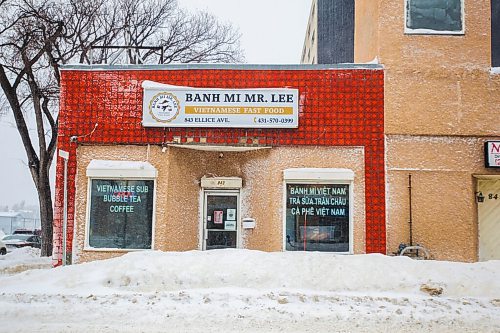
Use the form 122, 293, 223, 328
13, 229, 35, 235
2, 234, 41, 252
0, 239, 6, 255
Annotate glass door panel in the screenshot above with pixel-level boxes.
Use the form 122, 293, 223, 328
204, 192, 239, 250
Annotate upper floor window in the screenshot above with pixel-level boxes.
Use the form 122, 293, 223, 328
492, 0, 500, 68
405, 0, 464, 35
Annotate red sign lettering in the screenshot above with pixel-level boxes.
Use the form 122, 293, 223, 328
491, 142, 500, 153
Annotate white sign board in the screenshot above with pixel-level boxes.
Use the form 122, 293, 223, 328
58, 149, 69, 160
142, 81, 298, 128
485, 141, 500, 168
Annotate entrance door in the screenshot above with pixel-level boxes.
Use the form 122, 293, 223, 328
478, 179, 500, 261
203, 190, 239, 250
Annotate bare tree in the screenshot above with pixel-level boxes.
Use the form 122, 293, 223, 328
0, 0, 243, 256
90, 0, 244, 65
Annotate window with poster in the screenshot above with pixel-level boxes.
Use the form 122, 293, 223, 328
85, 160, 157, 250
284, 169, 353, 253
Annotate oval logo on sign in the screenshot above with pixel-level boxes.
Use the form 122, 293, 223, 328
149, 92, 180, 122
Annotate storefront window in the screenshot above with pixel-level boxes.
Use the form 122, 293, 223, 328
285, 183, 350, 252
88, 179, 154, 249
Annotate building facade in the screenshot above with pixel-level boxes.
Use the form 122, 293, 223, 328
301, 0, 355, 64
303, 0, 500, 261
0, 211, 39, 235
53, 64, 385, 264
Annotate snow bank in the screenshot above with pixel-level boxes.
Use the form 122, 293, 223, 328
1, 249, 499, 298
0, 247, 52, 275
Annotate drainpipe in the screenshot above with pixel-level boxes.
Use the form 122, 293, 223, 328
59, 149, 69, 266
408, 174, 413, 247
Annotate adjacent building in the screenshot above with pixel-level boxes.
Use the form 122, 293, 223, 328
304, 0, 500, 261
301, 0, 355, 64
0, 211, 40, 235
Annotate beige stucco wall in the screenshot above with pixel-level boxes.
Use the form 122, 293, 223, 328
386, 135, 500, 262
355, 0, 500, 261
73, 144, 366, 263
354, 0, 379, 64
355, 0, 500, 136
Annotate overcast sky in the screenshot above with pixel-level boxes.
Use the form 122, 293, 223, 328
0, 0, 311, 208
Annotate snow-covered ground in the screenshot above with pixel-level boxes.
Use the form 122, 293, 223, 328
0, 249, 499, 333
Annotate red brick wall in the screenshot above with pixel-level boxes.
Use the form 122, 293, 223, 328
54, 67, 385, 264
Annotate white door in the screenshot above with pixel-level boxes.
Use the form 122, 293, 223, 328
202, 190, 240, 250
478, 179, 500, 261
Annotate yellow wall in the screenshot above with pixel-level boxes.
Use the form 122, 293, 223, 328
355, 0, 500, 136
354, 0, 379, 63
74, 144, 366, 263
355, 0, 500, 261
385, 136, 493, 261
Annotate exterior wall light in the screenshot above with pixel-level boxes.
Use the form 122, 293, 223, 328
476, 192, 485, 203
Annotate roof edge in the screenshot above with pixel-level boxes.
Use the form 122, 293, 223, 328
60, 63, 384, 71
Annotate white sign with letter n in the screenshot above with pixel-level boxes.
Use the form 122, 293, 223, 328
486, 141, 500, 168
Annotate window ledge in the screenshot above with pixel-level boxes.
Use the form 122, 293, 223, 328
86, 160, 157, 178
83, 247, 153, 252
284, 168, 354, 181
490, 67, 500, 75
404, 28, 464, 35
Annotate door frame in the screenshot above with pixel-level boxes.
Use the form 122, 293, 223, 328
201, 189, 241, 250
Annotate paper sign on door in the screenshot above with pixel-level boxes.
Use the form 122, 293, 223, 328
214, 210, 223, 224
225, 220, 236, 231
227, 209, 236, 220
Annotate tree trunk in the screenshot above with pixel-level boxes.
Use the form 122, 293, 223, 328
35, 169, 54, 257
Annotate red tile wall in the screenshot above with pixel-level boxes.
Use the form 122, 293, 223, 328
53, 68, 385, 264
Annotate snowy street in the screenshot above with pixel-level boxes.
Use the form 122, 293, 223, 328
1, 249, 499, 332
